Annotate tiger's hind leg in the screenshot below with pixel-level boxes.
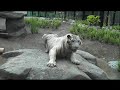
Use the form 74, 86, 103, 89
45, 43, 49, 53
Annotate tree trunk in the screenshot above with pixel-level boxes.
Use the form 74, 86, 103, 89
99, 11, 104, 28
82, 11, 85, 20
38, 11, 40, 17
74, 11, 76, 20
32, 11, 34, 16
112, 11, 116, 25
108, 14, 111, 29
92, 11, 94, 15
45, 11, 47, 17
64, 11, 67, 20
106, 11, 109, 26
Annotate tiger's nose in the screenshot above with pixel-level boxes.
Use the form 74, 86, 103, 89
74, 46, 79, 49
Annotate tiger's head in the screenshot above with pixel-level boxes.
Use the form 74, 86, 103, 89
66, 34, 82, 52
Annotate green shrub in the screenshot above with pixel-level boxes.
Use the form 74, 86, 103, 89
112, 25, 120, 31
51, 19, 62, 29
78, 20, 89, 25
25, 18, 39, 34
31, 26, 38, 34
118, 61, 120, 72
87, 15, 100, 25
24, 17, 62, 34
70, 21, 120, 45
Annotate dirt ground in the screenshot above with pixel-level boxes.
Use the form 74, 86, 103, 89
0, 21, 120, 79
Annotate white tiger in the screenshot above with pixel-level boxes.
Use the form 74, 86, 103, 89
42, 33, 82, 67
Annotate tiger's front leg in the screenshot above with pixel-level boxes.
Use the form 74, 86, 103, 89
70, 53, 81, 65
47, 47, 57, 67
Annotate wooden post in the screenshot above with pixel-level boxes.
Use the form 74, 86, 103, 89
92, 11, 94, 15
64, 11, 67, 20
112, 11, 116, 25
100, 11, 104, 28
38, 11, 40, 17
45, 11, 47, 17
32, 11, 34, 16
106, 11, 109, 26
82, 11, 85, 20
73, 11, 76, 20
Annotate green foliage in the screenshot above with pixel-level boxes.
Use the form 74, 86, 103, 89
70, 21, 120, 45
51, 19, 62, 29
112, 25, 120, 31
87, 15, 100, 25
25, 18, 39, 34
77, 20, 89, 25
118, 61, 120, 72
24, 17, 62, 34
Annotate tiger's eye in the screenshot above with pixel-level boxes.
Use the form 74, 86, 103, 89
72, 40, 74, 42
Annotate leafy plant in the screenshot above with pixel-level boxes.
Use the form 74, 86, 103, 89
112, 25, 120, 31
78, 20, 89, 25
70, 21, 120, 45
118, 61, 120, 72
24, 17, 62, 33
87, 15, 100, 26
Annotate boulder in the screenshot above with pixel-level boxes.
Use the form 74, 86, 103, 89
0, 49, 109, 80
108, 61, 119, 70
0, 17, 6, 30
0, 11, 26, 19
0, 11, 27, 37
76, 50, 97, 65
97, 59, 120, 80
73, 52, 108, 80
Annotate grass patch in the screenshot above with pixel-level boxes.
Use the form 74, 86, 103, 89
24, 17, 62, 33
78, 20, 89, 25
70, 22, 120, 46
112, 25, 120, 31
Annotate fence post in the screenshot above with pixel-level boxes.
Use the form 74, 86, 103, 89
38, 11, 40, 17
32, 11, 34, 16
73, 11, 76, 20
112, 11, 116, 25
105, 11, 109, 26
45, 11, 47, 17
99, 11, 104, 28
64, 11, 67, 20
82, 11, 85, 20
92, 11, 94, 15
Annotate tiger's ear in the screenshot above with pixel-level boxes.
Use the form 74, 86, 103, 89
67, 34, 72, 39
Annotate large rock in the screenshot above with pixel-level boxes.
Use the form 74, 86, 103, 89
0, 11, 27, 37
96, 59, 120, 80
0, 11, 26, 19
108, 61, 119, 70
73, 52, 108, 79
0, 17, 6, 30
0, 49, 108, 80
76, 50, 97, 65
